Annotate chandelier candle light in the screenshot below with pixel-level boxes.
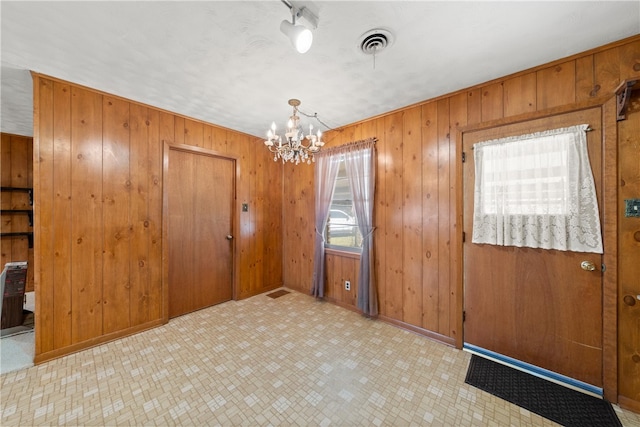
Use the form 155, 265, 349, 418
264, 99, 324, 164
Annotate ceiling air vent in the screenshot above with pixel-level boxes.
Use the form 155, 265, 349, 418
358, 28, 395, 55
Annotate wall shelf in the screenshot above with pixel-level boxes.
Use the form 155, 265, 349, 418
0, 232, 33, 248
0, 187, 33, 205
0, 209, 33, 226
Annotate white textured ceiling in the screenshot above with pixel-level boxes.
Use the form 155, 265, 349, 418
2, 1, 639, 138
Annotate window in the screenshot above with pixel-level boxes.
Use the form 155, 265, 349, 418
325, 159, 362, 250
472, 124, 603, 253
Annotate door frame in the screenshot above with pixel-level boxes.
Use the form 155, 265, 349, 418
161, 142, 239, 322
455, 95, 619, 401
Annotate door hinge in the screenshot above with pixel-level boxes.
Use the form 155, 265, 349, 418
463, 311, 466, 322
462, 231, 466, 242
462, 152, 466, 163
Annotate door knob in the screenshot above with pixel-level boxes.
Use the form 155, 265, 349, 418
226, 235, 233, 240
580, 261, 596, 271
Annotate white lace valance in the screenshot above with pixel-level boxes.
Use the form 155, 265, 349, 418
472, 124, 603, 254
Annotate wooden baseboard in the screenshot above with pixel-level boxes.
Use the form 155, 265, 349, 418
378, 315, 456, 347
34, 319, 165, 364
320, 295, 457, 348
618, 395, 640, 414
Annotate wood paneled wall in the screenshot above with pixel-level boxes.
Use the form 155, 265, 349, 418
282, 36, 640, 346
33, 75, 282, 362
618, 88, 640, 411
1, 133, 34, 292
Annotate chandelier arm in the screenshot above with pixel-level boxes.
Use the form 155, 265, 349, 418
296, 108, 333, 131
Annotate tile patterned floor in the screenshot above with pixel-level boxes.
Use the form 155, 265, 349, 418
2, 289, 639, 426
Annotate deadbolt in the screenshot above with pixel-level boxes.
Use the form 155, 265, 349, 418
580, 261, 596, 271
623, 295, 637, 306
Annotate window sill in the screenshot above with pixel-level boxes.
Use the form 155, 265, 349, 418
324, 247, 361, 259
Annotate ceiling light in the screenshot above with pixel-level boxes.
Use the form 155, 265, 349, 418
264, 99, 325, 165
280, 20, 312, 54
279, 1, 318, 54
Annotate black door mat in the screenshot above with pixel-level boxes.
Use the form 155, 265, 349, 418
465, 354, 621, 427
267, 290, 290, 299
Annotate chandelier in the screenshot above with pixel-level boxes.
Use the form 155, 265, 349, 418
264, 99, 324, 164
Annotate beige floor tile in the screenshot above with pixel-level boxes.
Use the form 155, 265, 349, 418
2, 289, 640, 426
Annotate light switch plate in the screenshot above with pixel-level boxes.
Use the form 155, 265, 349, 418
625, 199, 640, 217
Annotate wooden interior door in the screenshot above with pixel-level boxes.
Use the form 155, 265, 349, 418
463, 108, 604, 388
167, 146, 234, 318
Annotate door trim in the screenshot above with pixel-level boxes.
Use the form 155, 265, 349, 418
455, 96, 619, 402
162, 142, 239, 322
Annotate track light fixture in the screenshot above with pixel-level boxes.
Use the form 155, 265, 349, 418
280, 0, 318, 54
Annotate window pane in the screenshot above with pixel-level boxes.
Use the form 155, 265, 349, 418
479, 135, 570, 215
326, 160, 362, 249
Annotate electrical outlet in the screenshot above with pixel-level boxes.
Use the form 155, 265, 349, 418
345, 280, 351, 291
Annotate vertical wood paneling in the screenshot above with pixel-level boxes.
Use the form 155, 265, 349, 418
157, 111, 175, 320
481, 82, 503, 122
129, 104, 151, 325
436, 98, 451, 336
449, 92, 466, 341
184, 118, 203, 148
211, 127, 227, 153
402, 106, 423, 325
102, 96, 131, 334
34, 74, 282, 361
51, 82, 73, 349
259, 135, 278, 289
203, 124, 213, 151
35, 78, 55, 354
576, 55, 596, 101
254, 137, 265, 294
421, 102, 439, 331
619, 39, 640, 80
373, 117, 387, 316
174, 117, 185, 145
617, 91, 640, 406
324, 253, 337, 300
384, 112, 404, 319
301, 156, 315, 293
70, 87, 103, 343
536, 61, 576, 110
246, 133, 257, 296
148, 109, 164, 321
503, 73, 536, 117
467, 89, 482, 126
226, 131, 249, 297
594, 47, 621, 98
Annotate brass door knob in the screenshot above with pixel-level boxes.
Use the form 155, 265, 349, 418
580, 261, 596, 271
